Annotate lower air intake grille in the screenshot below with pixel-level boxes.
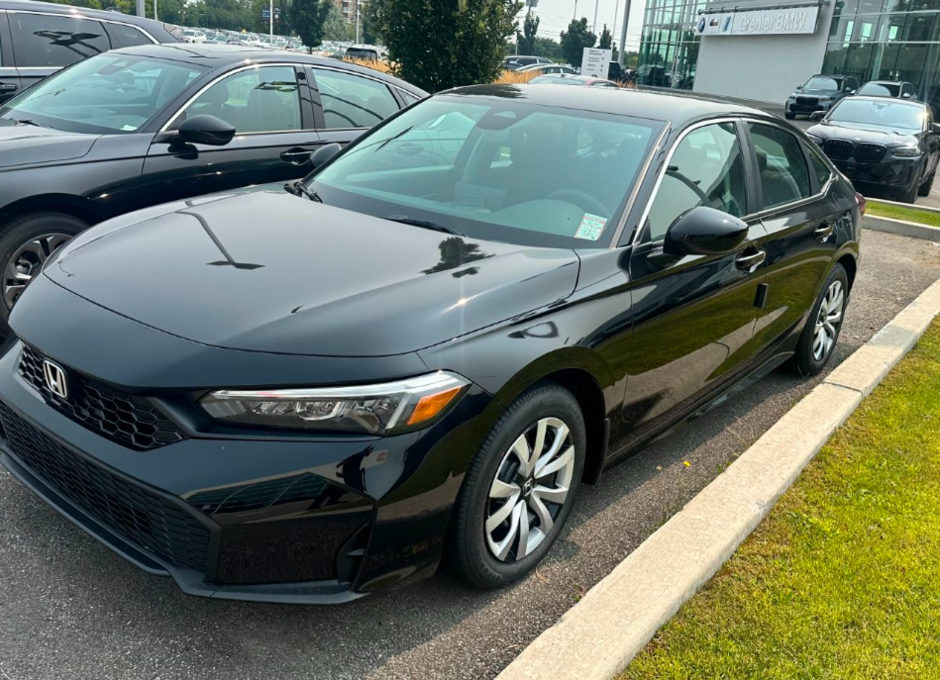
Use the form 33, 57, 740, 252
0, 401, 211, 571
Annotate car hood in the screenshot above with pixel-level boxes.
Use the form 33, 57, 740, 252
45, 187, 580, 357
0, 119, 97, 169
807, 122, 920, 145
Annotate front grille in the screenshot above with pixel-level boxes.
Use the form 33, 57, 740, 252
18, 345, 187, 451
824, 139, 854, 160
855, 143, 886, 163
796, 96, 819, 106
0, 401, 211, 571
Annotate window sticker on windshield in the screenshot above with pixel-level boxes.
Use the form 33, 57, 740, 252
575, 214, 607, 241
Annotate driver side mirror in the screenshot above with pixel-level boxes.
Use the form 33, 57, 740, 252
310, 143, 342, 170
795, 85, 803, 91
664, 206, 748, 257
810, 111, 826, 121
176, 115, 235, 146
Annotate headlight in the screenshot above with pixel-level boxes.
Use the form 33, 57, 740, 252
200, 372, 470, 435
890, 145, 921, 157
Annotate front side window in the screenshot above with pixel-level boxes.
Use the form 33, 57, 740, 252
309, 96, 662, 248
10, 13, 110, 68
179, 66, 302, 133
313, 68, 399, 129
749, 124, 812, 210
0, 53, 205, 133
646, 122, 748, 241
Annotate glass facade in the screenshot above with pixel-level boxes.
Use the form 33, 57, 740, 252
822, 0, 940, 107
637, 0, 707, 89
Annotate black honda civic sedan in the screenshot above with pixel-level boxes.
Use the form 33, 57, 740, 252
0, 86, 861, 603
0, 43, 425, 334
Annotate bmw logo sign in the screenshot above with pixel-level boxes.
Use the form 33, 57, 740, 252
698, 17, 706, 33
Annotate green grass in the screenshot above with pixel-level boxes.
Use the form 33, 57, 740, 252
868, 200, 940, 228
620, 321, 940, 680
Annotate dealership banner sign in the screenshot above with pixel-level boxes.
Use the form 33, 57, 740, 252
696, 6, 819, 36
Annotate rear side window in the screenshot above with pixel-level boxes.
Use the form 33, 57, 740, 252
9, 13, 111, 67
808, 146, 832, 188
313, 68, 399, 129
646, 122, 748, 241
106, 23, 153, 48
748, 123, 812, 210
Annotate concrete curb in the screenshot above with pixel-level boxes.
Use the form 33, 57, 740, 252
863, 215, 940, 242
495, 278, 940, 680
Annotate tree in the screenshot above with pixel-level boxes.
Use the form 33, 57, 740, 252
290, 0, 330, 50
369, 0, 522, 92
321, 2, 352, 42
598, 24, 612, 49
530, 36, 564, 61
559, 18, 595, 67
517, 11, 539, 55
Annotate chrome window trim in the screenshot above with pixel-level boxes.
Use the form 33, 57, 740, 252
160, 62, 309, 133
6, 9, 159, 44
609, 122, 670, 247
632, 115, 832, 246
0, 67, 18, 76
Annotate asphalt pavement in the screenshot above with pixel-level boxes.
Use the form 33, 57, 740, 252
2, 228, 940, 680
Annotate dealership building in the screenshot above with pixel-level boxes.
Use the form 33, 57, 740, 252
637, 0, 940, 108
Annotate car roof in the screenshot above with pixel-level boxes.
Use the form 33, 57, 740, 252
442, 84, 773, 124
0, 0, 169, 29
110, 44, 427, 94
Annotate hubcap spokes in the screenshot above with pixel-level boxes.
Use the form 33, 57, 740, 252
3, 233, 73, 310
486, 417, 576, 562
813, 280, 844, 362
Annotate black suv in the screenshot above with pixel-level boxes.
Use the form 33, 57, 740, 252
785, 74, 859, 119
0, 0, 180, 103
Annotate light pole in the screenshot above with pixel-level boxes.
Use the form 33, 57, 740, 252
270, 0, 274, 39
356, 1, 361, 43
592, 0, 599, 33
136, 0, 145, 17
618, 0, 632, 66
152, 0, 157, 21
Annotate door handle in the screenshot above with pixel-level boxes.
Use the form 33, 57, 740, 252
280, 148, 313, 164
735, 249, 766, 271
814, 222, 834, 241
0, 82, 17, 93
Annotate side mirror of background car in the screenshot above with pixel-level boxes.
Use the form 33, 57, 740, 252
663, 206, 748, 257
177, 115, 236, 146
902, 92, 912, 99
932, 123, 940, 135
796, 85, 803, 90
310, 143, 342, 170
810, 111, 826, 121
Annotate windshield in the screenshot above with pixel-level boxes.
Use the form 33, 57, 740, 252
804, 76, 839, 90
828, 99, 924, 130
0, 53, 206, 134
309, 95, 663, 248
857, 82, 900, 97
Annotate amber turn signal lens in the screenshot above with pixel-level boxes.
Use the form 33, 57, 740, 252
407, 386, 463, 426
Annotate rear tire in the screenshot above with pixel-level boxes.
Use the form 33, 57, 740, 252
788, 264, 848, 377
0, 212, 87, 337
446, 383, 585, 590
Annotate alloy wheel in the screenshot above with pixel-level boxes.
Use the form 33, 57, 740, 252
813, 279, 844, 362
3, 233, 73, 309
485, 417, 576, 562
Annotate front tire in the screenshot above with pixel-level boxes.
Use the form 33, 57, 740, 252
446, 383, 585, 589
0, 212, 87, 336
785, 111, 795, 120
789, 264, 848, 376
919, 169, 935, 197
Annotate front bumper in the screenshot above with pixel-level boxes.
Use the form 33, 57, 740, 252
0, 340, 493, 604
829, 156, 919, 190
786, 99, 832, 115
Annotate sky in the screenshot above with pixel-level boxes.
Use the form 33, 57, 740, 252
523, 0, 645, 52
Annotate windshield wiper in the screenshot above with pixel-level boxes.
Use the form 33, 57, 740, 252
385, 214, 465, 237
284, 179, 322, 203
12, 118, 41, 127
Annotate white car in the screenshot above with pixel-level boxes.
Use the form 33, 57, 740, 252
182, 29, 206, 44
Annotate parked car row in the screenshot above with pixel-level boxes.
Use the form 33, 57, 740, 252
785, 73, 918, 120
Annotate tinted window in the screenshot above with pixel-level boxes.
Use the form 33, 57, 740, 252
10, 13, 111, 68
310, 97, 661, 248
808, 146, 833, 187
0, 53, 204, 133
804, 76, 839, 90
857, 82, 899, 97
828, 99, 925, 130
182, 66, 302, 133
313, 68, 398, 128
749, 124, 811, 210
646, 123, 748, 241
346, 48, 379, 61
107, 23, 153, 48
400, 90, 420, 105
